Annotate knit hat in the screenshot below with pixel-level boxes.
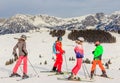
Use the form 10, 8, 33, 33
95, 41, 100, 45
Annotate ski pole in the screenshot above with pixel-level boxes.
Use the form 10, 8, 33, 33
63, 54, 69, 73
28, 59, 39, 77
82, 63, 87, 78
83, 63, 91, 78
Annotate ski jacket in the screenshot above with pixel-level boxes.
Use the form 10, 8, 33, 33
13, 40, 28, 56
93, 45, 103, 60
74, 44, 84, 58
55, 41, 64, 54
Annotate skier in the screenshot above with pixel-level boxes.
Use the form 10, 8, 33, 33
90, 41, 107, 79
68, 37, 84, 80
52, 36, 65, 74
9, 35, 29, 79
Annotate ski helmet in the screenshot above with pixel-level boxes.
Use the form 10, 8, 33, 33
57, 36, 62, 41
78, 37, 84, 42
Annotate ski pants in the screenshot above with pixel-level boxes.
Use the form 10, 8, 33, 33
91, 60, 105, 72
53, 54, 63, 72
72, 58, 82, 75
13, 55, 27, 74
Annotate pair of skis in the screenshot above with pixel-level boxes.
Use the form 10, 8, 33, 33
57, 77, 95, 82
0, 74, 36, 81
57, 75, 113, 82
40, 70, 94, 82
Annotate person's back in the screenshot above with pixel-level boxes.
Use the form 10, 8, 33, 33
10, 35, 29, 79
52, 37, 65, 74
90, 41, 107, 79
74, 44, 84, 58
13, 40, 28, 56
68, 37, 84, 80
55, 41, 64, 54
93, 44, 103, 60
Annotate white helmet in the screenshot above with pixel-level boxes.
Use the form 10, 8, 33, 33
78, 37, 84, 42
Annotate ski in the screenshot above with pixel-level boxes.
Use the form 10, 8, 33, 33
0, 76, 21, 80
95, 75, 114, 79
0, 75, 21, 79
16, 77, 29, 81
0, 76, 11, 79
48, 72, 70, 76
48, 73, 64, 76
57, 77, 95, 82
16, 77, 30, 81
40, 71, 56, 73
16, 74, 36, 81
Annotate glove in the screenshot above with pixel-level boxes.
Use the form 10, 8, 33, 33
92, 51, 95, 54
14, 53, 18, 57
24, 52, 28, 56
63, 50, 65, 54
13, 52, 17, 56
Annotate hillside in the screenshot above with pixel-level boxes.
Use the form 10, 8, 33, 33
0, 31, 120, 83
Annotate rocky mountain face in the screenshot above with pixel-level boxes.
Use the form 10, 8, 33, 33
0, 11, 120, 34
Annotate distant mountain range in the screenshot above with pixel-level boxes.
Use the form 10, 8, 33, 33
0, 11, 120, 34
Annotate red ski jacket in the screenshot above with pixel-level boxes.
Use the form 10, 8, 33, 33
55, 41, 64, 54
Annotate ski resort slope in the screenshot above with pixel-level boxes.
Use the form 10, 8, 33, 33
0, 31, 120, 83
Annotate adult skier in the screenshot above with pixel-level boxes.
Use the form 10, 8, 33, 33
68, 37, 84, 80
9, 35, 29, 79
52, 36, 65, 74
90, 41, 107, 79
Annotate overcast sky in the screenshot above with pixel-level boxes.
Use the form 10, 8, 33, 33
0, 0, 120, 18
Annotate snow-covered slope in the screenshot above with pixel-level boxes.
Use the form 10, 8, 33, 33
0, 31, 120, 83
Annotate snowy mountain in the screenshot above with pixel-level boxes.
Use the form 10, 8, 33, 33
0, 11, 120, 34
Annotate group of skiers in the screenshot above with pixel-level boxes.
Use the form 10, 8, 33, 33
9, 35, 108, 80
51, 36, 108, 80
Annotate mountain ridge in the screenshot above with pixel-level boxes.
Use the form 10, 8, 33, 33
0, 11, 120, 34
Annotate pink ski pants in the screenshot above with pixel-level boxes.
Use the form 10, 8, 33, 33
13, 56, 27, 74
72, 58, 82, 75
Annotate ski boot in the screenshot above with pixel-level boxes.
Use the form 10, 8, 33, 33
101, 70, 108, 77
90, 71, 94, 79
51, 67, 57, 72
9, 73, 21, 77
22, 73, 29, 79
74, 76, 81, 81
56, 71, 64, 75
68, 73, 75, 80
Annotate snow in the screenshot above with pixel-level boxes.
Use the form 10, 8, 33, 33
0, 30, 120, 83
112, 11, 120, 15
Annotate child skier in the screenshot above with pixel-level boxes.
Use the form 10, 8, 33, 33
52, 36, 65, 74
68, 37, 84, 80
9, 35, 29, 79
90, 41, 108, 79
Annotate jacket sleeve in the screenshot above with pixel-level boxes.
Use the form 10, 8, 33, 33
22, 42, 28, 55
13, 43, 18, 54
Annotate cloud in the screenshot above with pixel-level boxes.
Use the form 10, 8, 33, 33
0, 0, 120, 18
